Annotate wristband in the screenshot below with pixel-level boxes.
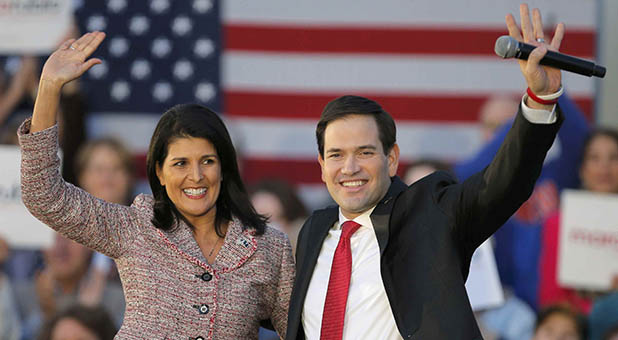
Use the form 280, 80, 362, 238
526, 86, 563, 105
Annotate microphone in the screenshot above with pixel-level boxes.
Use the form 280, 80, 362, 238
494, 35, 606, 78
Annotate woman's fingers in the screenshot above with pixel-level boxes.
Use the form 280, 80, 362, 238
59, 38, 76, 50
82, 32, 106, 58
78, 58, 102, 75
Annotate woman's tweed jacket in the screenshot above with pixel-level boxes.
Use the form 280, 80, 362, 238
19, 120, 295, 340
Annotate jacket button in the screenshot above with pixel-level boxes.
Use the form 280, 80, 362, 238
198, 304, 209, 314
196, 337, 205, 340
201, 272, 212, 281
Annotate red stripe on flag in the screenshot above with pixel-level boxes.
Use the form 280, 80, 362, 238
242, 158, 322, 185
224, 91, 594, 122
225, 25, 595, 57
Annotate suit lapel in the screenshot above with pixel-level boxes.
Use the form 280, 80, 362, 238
370, 176, 408, 255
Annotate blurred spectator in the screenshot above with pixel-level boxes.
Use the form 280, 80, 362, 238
539, 128, 618, 314
37, 304, 116, 340
587, 290, 618, 340
455, 93, 589, 309
14, 234, 125, 339
0, 238, 21, 340
403, 159, 451, 184
0, 56, 38, 127
73, 138, 134, 306
477, 95, 520, 142
250, 179, 308, 256
532, 305, 586, 340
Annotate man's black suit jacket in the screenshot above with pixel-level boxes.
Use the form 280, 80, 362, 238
285, 106, 563, 340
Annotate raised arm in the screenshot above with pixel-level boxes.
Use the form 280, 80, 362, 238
20, 32, 141, 259
31, 32, 105, 133
446, 4, 566, 255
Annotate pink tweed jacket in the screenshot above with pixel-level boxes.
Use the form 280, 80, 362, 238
19, 120, 294, 340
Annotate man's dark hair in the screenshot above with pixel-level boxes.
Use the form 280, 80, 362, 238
316, 95, 396, 157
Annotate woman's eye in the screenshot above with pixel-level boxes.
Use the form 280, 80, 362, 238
173, 161, 185, 167
203, 158, 215, 165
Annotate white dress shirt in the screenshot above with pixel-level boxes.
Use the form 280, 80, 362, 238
302, 207, 403, 340
301, 98, 556, 339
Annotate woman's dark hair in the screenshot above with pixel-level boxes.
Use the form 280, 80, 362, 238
581, 128, 618, 165
146, 104, 266, 236
249, 179, 308, 223
535, 305, 587, 340
37, 304, 117, 340
316, 95, 396, 158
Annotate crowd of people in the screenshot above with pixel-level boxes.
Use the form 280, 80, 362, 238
0, 3, 617, 340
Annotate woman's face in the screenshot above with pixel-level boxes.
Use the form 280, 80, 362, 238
580, 135, 618, 194
79, 145, 131, 204
156, 137, 222, 227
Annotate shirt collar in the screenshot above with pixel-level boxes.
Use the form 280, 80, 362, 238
336, 205, 377, 230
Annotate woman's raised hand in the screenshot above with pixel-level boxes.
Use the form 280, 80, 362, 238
40, 31, 106, 89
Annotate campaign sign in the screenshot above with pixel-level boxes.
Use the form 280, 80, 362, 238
465, 238, 505, 311
0, 0, 72, 54
558, 190, 618, 290
0, 145, 53, 248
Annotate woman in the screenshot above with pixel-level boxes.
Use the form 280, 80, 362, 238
19, 32, 294, 339
532, 305, 586, 340
539, 128, 618, 314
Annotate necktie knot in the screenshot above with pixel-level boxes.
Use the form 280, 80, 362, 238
341, 220, 361, 239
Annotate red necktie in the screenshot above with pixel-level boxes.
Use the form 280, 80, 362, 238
320, 220, 361, 340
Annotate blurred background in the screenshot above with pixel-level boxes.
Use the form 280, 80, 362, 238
1, 1, 618, 340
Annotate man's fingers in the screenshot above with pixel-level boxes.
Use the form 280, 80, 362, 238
532, 8, 544, 40
519, 3, 533, 42
526, 45, 547, 71
550, 23, 565, 51
505, 14, 523, 41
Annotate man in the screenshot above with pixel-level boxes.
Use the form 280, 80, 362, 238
286, 4, 569, 340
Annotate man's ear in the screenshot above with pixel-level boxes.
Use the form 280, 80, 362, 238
318, 154, 326, 183
388, 143, 400, 177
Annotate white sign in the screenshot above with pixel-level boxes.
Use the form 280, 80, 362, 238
0, 145, 54, 248
0, 0, 72, 54
465, 238, 505, 311
558, 190, 618, 290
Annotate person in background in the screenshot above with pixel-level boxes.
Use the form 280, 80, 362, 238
402, 159, 451, 185
0, 238, 21, 340
37, 304, 116, 340
73, 138, 135, 306
14, 233, 125, 339
532, 305, 586, 340
455, 89, 589, 310
250, 179, 308, 256
538, 128, 618, 314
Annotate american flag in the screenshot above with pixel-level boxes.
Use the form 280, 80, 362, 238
75, 0, 597, 207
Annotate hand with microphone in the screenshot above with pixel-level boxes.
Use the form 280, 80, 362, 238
504, 4, 566, 110
495, 36, 606, 78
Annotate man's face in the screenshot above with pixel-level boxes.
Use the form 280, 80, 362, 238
319, 114, 399, 219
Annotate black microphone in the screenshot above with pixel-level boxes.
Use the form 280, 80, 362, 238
494, 35, 606, 78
